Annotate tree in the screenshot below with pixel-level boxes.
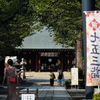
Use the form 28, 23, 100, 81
0, 0, 41, 56
1, 0, 100, 69
31, 0, 100, 71
30, 0, 83, 70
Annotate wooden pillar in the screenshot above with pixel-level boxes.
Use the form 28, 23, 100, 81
35, 52, 40, 72
58, 52, 64, 71
61, 52, 64, 71
63, 52, 67, 71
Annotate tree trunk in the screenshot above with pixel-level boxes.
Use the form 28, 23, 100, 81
76, 36, 83, 70
75, 36, 84, 79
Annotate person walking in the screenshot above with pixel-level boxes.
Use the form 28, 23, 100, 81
2, 59, 23, 100
49, 70, 55, 86
58, 69, 64, 86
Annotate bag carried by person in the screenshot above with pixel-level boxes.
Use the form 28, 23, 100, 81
6, 67, 17, 83
9, 77, 17, 83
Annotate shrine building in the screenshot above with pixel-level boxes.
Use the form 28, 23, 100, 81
16, 27, 75, 72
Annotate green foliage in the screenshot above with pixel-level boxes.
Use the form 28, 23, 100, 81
31, 0, 82, 47
0, 0, 41, 56
63, 79, 71, 88
92, 93, 100, 100
63, 79, 83, 88
1, 0, 100, 57
31, 0, 100, 48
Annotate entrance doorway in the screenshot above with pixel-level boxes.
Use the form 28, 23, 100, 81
40, 57, 58, 72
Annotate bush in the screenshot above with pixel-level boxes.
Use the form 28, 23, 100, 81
63, 79, 71, 88
63, 79, 84, 88
92, 93, 100, 100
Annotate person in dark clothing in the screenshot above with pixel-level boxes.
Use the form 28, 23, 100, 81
58, 69, 64, 86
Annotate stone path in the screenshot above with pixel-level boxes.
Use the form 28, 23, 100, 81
0, 76, 73, 100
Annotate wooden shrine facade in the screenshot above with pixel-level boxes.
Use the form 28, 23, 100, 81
17, 49, 75, 72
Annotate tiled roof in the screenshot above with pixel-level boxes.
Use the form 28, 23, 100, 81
17, 27, 74, 49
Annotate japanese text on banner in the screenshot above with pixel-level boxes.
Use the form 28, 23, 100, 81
85, 11, 100, 86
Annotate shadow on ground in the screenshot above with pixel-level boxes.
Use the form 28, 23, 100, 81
67, 89, 85, 100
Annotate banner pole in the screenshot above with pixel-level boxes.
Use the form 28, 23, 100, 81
82, 0, 95, 99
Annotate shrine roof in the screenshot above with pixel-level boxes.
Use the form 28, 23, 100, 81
17, 27, 74, 50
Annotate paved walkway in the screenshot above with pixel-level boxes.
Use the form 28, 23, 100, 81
0, 76, 73, 100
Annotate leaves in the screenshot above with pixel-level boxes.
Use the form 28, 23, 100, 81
0, 0, 40, 56
31, 0, 82, 46
0, 0, 100, 57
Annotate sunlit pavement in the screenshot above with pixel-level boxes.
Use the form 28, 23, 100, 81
0, 76, 73, 100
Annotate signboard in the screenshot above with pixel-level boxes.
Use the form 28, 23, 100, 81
85, 11, 100, 86
21, 94, 35, 100
71, 68, 78, 85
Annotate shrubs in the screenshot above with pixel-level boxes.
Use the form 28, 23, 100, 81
92, 93, 100, 100
63, 79, 84, 88
63, 79, 71, 88
63, 66, 84, 88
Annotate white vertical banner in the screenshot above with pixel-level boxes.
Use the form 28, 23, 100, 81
71, 68, 78, 85
85, 11, 100, 86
